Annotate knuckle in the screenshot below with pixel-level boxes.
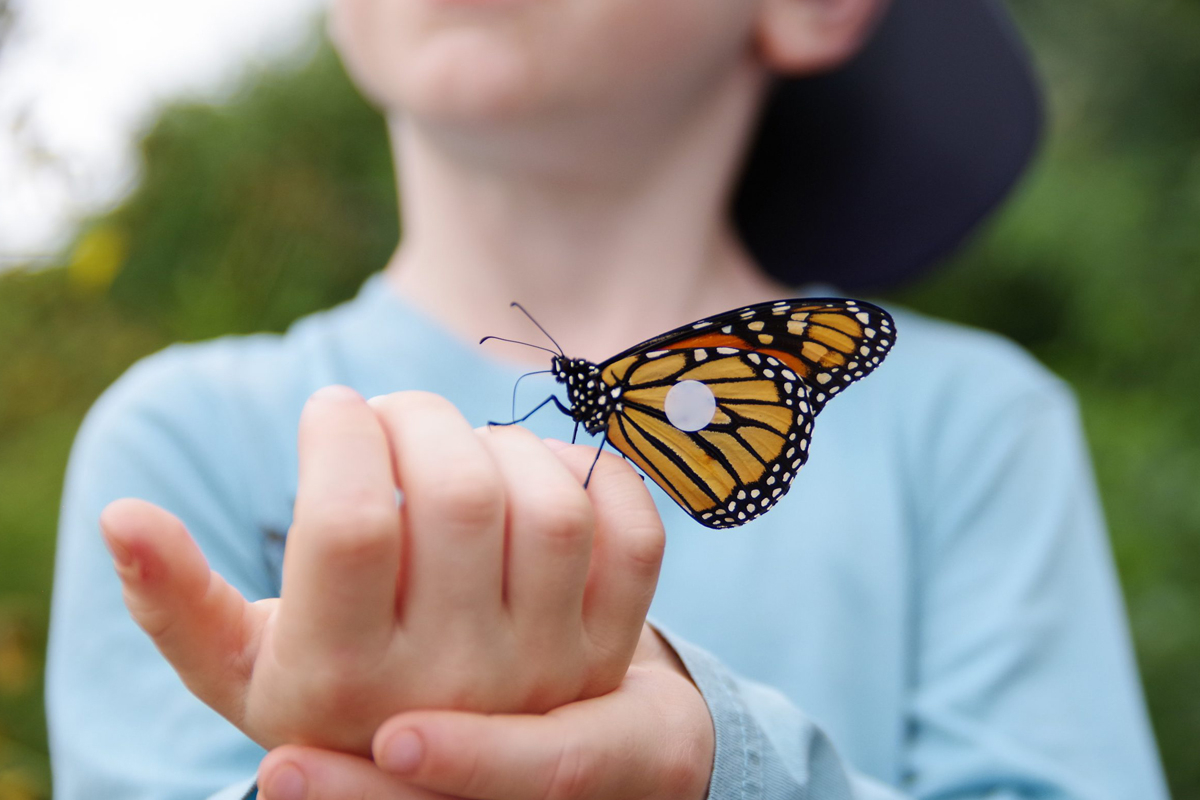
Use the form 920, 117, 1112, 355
297, 499, 398, 563
542, 737, 596, 800
526, 494, 593, 548
420, 467, 505, 529
621, 521, 666, 574
659, 746, 709, 800
128, 596, 178, 642
454, 738, 487, 797
292, 654, 380, 716
638, 687, 714, 800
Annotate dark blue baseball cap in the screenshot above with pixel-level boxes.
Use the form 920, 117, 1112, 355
733, 0, 1043, 290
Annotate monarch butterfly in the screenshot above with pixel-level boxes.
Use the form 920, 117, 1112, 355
485, 298, 895, 529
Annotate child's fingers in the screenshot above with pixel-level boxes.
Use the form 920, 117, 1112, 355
259, 745, 450, 800
477, 426, 594, 646
100, 498, 265, 722
369, 392, 506, 631
550, 445, 665, 665
277, 386, 403, 658
371, 705, 613, 800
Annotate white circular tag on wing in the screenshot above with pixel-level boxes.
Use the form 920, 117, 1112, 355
665, 380, 717, 432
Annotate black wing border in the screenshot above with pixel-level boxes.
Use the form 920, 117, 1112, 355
597, 297, 895, 369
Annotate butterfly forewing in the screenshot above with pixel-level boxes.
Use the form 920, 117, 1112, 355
602, 348, 816, 529
602, 298, 895, 415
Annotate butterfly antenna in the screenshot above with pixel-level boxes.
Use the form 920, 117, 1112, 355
509, 369, 552, 421
478, 336, 561, 358
510, 302, 565, 357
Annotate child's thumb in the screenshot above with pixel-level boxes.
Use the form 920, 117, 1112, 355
99, 498, 263, 722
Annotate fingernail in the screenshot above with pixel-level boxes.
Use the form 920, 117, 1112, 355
380, 729, 424, 774
310, 385, 361, 403
264, 761, 307, 800
543, 438, 569, 451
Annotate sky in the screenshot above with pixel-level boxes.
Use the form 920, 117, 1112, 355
0, 0, 325, 268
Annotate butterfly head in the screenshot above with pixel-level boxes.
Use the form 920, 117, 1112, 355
551, 356, 611, 434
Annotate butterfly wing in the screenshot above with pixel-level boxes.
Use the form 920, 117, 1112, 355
604, 298, 895, 415
593, 297, 894, 528
601, 347, 815, 529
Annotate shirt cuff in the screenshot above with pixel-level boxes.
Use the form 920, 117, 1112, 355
651, 621, 764, 800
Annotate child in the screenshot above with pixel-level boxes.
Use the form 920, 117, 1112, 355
47, 0, 1169, 798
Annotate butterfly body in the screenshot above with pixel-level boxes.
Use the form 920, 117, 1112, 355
551, 357, 614, 436
512, 298, 895, 529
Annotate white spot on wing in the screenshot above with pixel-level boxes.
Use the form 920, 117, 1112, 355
664, 380, 717, 432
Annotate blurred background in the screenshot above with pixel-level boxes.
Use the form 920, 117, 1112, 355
0, 0, 1197, 797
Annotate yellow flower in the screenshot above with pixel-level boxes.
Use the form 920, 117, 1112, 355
0, 621, 30, 696
67, 225, 127, 293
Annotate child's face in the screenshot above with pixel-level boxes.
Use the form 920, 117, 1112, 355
330, 0, 765, 125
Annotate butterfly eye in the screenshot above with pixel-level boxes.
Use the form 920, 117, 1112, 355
665, 380, 717, 432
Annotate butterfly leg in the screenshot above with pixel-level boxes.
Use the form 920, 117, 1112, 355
571, 421, 580, 445
488, 395, 572, 427
582, 435, 609, 490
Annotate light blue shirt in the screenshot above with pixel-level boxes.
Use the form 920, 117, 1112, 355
46, 275, 1168, 799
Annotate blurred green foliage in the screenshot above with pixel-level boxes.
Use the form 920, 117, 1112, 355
902, 1, 1200, 793
0, 1, 1197, 796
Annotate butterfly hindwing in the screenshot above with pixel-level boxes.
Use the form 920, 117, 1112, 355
602, 347, 815, 529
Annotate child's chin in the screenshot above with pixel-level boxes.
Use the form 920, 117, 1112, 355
400, 30, 541, 124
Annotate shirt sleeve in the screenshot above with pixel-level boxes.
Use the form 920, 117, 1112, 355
46, 348, 270, 799
655, 382, 1168, 800
205, 777, 259, 800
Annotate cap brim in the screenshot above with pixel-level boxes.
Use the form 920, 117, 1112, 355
733, 0, 1044, 290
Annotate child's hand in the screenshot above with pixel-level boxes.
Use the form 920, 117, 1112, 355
100, 386, 665, 755
255, 623, 715, 800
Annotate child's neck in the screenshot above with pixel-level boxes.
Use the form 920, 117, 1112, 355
384, 58, 790, 365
